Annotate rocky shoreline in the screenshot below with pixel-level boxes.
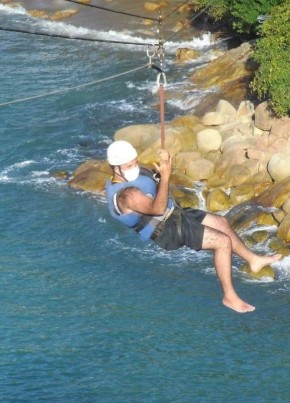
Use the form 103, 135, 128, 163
67, 39, 290, 277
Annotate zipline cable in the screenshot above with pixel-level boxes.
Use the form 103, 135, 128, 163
64, 0, 159, 22
162, 0, 193, 21
0, 63, 150, 108
163, 4, 211, 44
0, 26, 158, 47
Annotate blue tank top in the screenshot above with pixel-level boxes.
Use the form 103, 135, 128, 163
106, 174, 174, 241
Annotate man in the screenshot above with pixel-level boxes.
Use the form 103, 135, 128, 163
106, 140, 281, 313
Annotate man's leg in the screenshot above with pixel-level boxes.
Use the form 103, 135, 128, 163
202, 225, 255, 313
202, 213, 281, 272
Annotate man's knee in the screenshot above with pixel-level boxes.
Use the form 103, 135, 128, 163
217, 232, 232, 250
218, 215, 229, 227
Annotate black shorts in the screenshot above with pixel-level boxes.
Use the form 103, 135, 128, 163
152, 208, 207, 251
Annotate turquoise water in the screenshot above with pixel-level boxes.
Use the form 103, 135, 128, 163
1, 5, 290, 402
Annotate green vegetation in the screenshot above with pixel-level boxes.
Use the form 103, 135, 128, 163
192, 0, 290, 116
251, 2, 290, 117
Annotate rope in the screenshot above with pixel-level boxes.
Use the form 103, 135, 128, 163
0, 64, 150, 107
0, 26, 157, 47
159, 84, 165, 149
64, 0, 160, 22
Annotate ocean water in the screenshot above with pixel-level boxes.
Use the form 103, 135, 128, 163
1, 4, 290, 402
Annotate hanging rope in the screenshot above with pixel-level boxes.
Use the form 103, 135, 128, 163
157, 73, 167, 149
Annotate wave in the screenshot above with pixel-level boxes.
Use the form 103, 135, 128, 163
0, 3, 216, 53
0, 4, 27, 15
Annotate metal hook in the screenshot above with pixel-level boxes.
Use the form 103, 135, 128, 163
147, 44, 156, 65
156, 72, 167, 87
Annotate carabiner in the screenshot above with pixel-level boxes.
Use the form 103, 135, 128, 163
156, 72, 167, 87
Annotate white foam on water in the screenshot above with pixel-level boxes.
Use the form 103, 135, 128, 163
0, 4, 27, 15
164, 32, 214, 54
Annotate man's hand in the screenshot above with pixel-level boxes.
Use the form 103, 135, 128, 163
153, 149, 172, 181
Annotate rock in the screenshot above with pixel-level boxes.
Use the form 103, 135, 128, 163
201, 112, 227, 126
114, 124, 160, 151
230, 184, 255, 205
246, 148, 272, 162
269, 237, 285, 251
196, 128, 222, 153
237, 100, 255, 118
191, 42, 254, 88
28, 10, 49, 18
185, 158, 215, 181
282, 198, 290, 213
68, 160, 110, 195
216, 99, 237, 118
270, 117, 290, 139
144, 1, 168, 11
267, 153, 290, 182
276, 247, 290, 258
255, 101, 279, 131
170, 187, 200, 208
191, 43, 255, 116
253, 177, 290, 208
206, 188, 231, 212
171, 115, 200, 128
240, 263, 276, 280
277, 213, 290, 242
173, 151, 200, 172
51, 9, 79, 20
51, 170, 69, 180
251, 230, 269, 243
176, 48, 200, 63
272, 209, 286, 224
226, 164, 252, 187
256, 212, 278, 226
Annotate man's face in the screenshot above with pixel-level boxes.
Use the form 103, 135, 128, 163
117, 158, 140, 182
120, 158, 138, 172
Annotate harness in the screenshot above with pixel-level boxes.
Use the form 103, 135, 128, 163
105, 167, 174, 241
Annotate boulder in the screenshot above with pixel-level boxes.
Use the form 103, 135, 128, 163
270, 117, 290, 139
201, 111, 227, 126
176, 48, 200, 63
252, 177, 290, 208
267, 153, 290, 182
255, 101, 279, 131
68, 160, 110, 195
170, 187, 200, 208
216, 99, 237, 118
173, 151, 200, 172
185, 158, 215, 181
282, 198, 290, 213
272, 209, 286, 224
251, 230, 269, 243
240, 263, 276, 280
277, 213, 290, 243
144, 1, 168, 11
196, 128, 222, 153
206, 188, 231, 212
237, 100, 255, 118
230, 184, 255, 205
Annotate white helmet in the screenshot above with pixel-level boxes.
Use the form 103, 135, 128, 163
107, 140, 137, 166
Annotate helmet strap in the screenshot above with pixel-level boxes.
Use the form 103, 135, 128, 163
115, 166, 128, 182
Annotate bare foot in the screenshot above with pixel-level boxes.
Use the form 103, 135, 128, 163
250, 253, 282, 273
223, 295, 256, 313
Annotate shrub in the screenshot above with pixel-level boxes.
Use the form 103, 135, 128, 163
251, 2, 290, 116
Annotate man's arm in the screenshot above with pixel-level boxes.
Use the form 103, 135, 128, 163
118, 149, 171, 216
